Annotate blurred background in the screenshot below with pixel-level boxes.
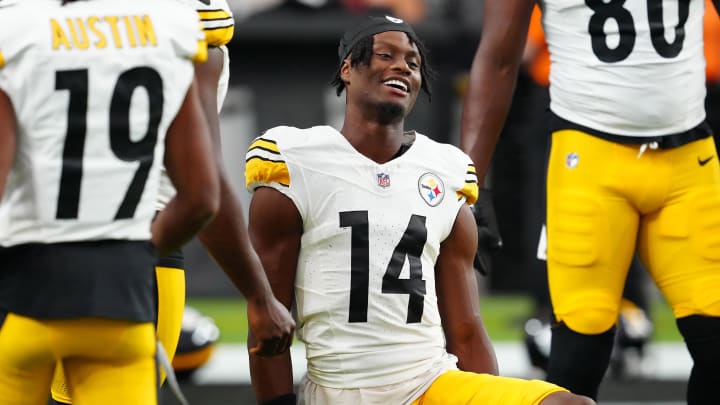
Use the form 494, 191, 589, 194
166, 0, 720, 403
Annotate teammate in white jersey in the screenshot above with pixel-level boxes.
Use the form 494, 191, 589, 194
245, 14, 593, 405
0, 0, 221, 403
177, 0, 295, 361
47, 0, 295, 403
461, 0, 720, 402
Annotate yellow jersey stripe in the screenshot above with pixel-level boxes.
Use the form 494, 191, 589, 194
0, 51, 4, 69
245, 157, 290, 188
249, 138, 280, 154
467, 164, 476, 174
197, 10, 232, 21
197, 9, 234, 46
204, 25, 234, 47
193, 39, 208, 63
457, 181, 479, 205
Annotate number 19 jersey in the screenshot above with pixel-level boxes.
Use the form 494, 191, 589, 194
0, 0, 206, 246
246, 126, 479, 388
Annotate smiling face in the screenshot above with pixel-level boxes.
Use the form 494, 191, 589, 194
341, 31, 422, 124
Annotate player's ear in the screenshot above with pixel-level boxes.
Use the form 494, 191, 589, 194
340, 58, 352, 86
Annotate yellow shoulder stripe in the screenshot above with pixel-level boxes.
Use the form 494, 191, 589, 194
204, 26, 234, 47
249, 138, 280, 154
193, 38, 208, 63
458, 163, 479, 204
197, 9, 234, 46
0, 51, 5, 69
197, 10, 232, 21
457, 181, 479, 205
245, 156, 290, 188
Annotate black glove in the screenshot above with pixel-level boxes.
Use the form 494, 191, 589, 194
471, 188, 503, 276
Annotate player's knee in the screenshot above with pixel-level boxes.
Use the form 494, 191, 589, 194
562, 306, 616, 335
541, 392, 596, 405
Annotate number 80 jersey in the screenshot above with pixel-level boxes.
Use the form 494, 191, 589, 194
541, 0, 705, 136
0, 0, 207, 246
246, 126, 479, 388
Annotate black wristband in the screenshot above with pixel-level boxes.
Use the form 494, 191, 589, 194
259, 393, 297, 405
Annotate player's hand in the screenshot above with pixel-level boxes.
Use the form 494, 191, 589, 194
247, 295, 295, 356
471, 188, 503, 276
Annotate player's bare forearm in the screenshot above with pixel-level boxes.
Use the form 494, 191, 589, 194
248, 348, 294, 402
437, 205, 499, 374
198, 178, 273, 299
154, 79, 219, 255
198, 179, 294, 356
441, 252, 498, 374
442, 271, 498, 374
194, 46, 294, 355
153, 195, 216, 256
460, 0, 534, 184
193, 47, 275, 298
460, 54, 519, 184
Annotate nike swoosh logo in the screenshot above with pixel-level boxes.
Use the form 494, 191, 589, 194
197, 0, 211, 5
698, 156, 714, 166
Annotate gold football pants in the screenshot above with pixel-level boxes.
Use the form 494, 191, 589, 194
411, 369, 567, 404
51, 266, 185, 403
0, 313, 156, 405
547, 130, 720, 334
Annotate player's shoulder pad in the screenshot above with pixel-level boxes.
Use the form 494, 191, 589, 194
245, 126, 303, 191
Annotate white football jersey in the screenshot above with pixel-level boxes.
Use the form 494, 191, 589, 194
0, 0, 206, 246
541, 0, 706, 136
246, 126, 479, 388
156, 0, 234, 210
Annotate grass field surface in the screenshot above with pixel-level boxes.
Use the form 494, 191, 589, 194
187, 294, 682, 344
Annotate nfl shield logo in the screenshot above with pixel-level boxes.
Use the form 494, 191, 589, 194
565, 152, 579, 169
377, 173, 391, 188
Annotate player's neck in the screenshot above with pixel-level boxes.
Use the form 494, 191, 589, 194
340, 118, 406, 164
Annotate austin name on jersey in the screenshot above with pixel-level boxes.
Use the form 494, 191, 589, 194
49, 15, 160, 52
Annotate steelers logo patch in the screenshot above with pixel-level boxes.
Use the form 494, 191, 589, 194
418, 172, 445, 207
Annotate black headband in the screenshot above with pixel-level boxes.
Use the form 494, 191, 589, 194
337, 15, 417, 63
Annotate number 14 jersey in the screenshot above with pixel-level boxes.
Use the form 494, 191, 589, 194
246, 126, 478, 388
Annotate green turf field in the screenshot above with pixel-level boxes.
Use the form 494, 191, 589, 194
187, 294, 682, 344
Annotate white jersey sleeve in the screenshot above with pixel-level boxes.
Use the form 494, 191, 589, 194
0, 0, 206, 246
542, 0, 706, 136
246, 126, 478, 388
